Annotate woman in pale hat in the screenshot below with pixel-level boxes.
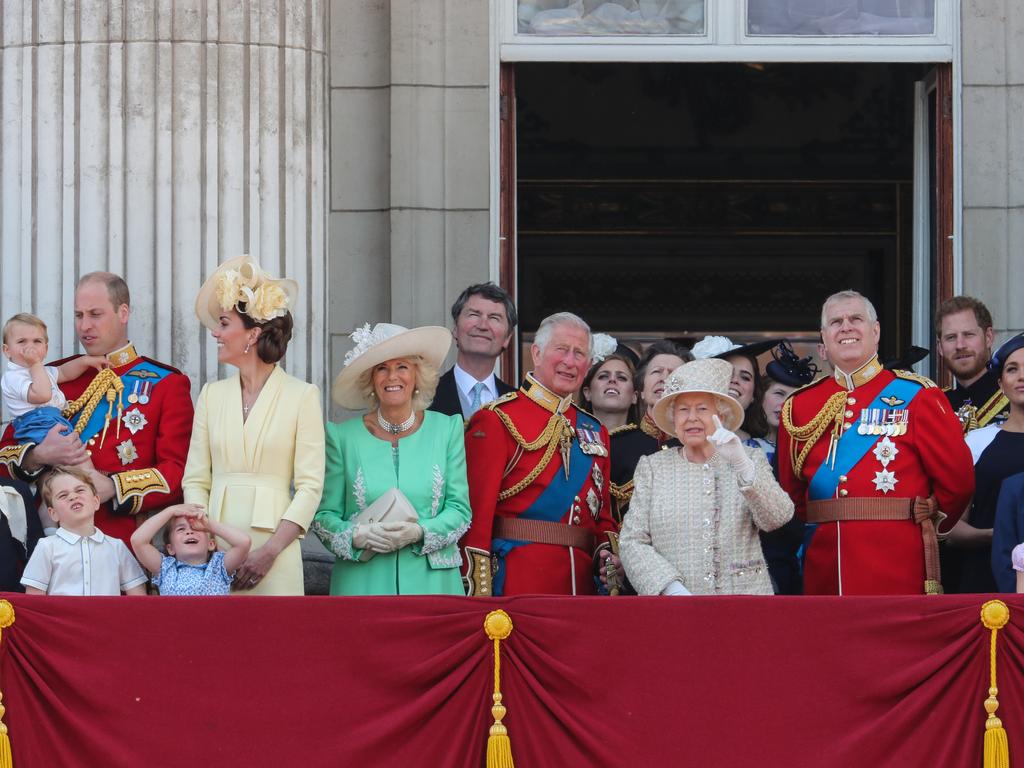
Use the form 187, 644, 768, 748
311, 323, 472, 595
182, 256, 325, 596
618, 358, 794, 596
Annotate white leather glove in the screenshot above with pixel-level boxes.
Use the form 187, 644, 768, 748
708, 415, 755, 486
660, 580, 692, 596
380, 521, 423, 551
353, 522, 396, 553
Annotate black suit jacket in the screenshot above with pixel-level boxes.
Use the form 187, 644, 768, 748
429, 366, 515, 418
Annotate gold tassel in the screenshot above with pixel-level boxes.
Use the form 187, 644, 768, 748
0, 599, 16, 768
484, 610, 515, 768
980, 600, 1011, 768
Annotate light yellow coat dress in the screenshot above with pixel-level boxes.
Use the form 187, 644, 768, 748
182, 366, 325, 595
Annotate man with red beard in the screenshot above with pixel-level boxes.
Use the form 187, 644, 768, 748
777, 290, 973, 594
461, 312, 618, 596
937, 296, 1008, 433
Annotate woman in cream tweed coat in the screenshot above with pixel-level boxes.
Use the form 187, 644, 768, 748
619, 358, 793, 596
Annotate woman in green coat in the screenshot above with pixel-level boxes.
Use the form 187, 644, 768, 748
311, 322, 471, 595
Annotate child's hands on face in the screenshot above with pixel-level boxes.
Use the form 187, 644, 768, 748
169, 503, 208, 530
21, 345, 44, 366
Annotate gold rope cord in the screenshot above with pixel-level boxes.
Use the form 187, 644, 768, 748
61, 368, 124, 436
980, 600, 1011, 768
492, 410, 573, 501
780, 391, 847, 475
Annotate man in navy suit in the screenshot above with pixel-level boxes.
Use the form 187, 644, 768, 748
430, 283, 517, 418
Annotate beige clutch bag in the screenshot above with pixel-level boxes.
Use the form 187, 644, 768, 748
352, 488, 418, 562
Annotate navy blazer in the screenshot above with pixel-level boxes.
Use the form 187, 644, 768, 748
429, 366, 515, 418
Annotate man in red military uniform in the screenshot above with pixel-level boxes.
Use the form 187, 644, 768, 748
778, 290, 974, 595
461, 312, 617, 596
1, 273, 193, 547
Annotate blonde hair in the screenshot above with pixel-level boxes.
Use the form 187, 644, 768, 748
39, 465, 97, 508
356, 356, 440, 412
2, 313, 48, 345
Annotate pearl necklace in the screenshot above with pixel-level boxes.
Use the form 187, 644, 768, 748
377, 408, 416, 435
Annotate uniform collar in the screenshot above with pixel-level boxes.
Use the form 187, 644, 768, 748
953, 367, 999, 402
833, 354, 883, 391
640, 412, 669, 442
55, 526, 105, 545
521, 372, 573, 415
106, 342, 139, 368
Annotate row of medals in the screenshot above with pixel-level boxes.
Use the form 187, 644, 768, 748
857, 408, 907, 437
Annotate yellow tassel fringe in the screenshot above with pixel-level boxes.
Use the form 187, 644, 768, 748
484, 610, 515, 768
980, 600, 1010, 768
0, 598, 15, 768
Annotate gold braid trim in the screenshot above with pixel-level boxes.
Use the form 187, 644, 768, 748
781, 390, 848, 476
610, 479, 634, 502
492, 409, 573, 501
61, 368, 123, 435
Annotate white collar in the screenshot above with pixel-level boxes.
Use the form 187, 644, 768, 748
453, 364, 495, 398
54, 526, 105, 545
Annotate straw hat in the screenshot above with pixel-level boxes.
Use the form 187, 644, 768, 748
651, 358, 744, 437
332, 322, 452, 409
195, 255, 299, 331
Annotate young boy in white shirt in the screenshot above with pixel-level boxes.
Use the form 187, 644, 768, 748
21, 466, 146, 596
1, 313, 106, 444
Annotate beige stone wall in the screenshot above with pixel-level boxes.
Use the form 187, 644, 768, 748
327, 1, 492, 419
961, 1, 1024, 339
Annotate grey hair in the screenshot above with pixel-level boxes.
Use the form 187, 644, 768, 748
820, 290, 878, 329
533, 312, 591, 356
669, 394, 734, 427
355, 356, 441, 412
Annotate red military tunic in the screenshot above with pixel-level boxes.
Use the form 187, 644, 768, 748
461, 374, 615, 596
777, 356, 973, 595
0, 343, 194, 547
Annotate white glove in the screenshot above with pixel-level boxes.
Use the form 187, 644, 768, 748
708, 415, 755, 486
660, 580, 692, 596
1013, 543, 1024, 572
353, 522, 396, 553
380, 521, 423, 551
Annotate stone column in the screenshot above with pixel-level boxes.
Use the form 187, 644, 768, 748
0, 0, 328, 401
961, 1, 1024, 338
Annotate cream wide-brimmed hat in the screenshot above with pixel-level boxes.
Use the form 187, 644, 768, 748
195, 255, 299, 331
651, 358, 745, 437
332, 322, 452, 409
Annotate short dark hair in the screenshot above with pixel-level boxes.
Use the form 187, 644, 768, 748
240, 310, 293, 364
78, 271, 131, 310
450, 283, 518, 331
935, 295, 993, 335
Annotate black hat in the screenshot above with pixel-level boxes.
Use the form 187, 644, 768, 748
988, 333, 1024, 377
882, 346, 930, 371
764, 341, 819, 388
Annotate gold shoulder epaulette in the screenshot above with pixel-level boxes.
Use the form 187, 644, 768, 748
609, 423, 638, 437
483, 391, 518, 411
575, 403, 598, 420
893, 369, 937, 388
941, 385, 953, 393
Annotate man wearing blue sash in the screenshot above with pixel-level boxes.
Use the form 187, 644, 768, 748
778, 290, 973, 594
461, 312, 617, 596
0, 273, 194, 548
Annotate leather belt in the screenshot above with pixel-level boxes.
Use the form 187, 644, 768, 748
493, 517, 596, 553
806, 496, 944, 594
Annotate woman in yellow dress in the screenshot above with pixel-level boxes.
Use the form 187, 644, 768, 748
182, 256, 325, 595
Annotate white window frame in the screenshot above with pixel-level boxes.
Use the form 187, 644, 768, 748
500, 0, 954, 62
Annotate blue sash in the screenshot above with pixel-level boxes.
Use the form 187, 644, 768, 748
73, 360, 171, 442
807, 378, 920, 501
493, 412, 602, 595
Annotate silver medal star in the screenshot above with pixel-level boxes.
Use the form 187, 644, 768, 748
873, 469, 898, 494
872, 436, 899, 468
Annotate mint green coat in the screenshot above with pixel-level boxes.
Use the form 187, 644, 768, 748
311, 411, 470, 595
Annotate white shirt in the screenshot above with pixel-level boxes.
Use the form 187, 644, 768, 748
1, 360, 66, 418
21, 527, 147, 595
453, 364, 498, 418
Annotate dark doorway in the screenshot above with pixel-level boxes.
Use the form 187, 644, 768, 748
514, 62, 930, 361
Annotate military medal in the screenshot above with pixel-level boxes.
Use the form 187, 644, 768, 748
586, 488, 600, 520
122, 407, 148, 435
591, 463, 604, 492
116, 439, 139, 466
872, 436, 899, 468
128, 381, 140, 404
873, 468, 898, 494
138, 382, 151, 405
